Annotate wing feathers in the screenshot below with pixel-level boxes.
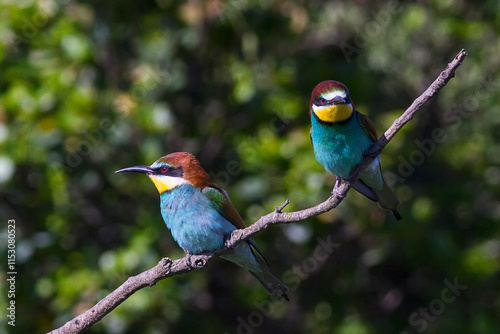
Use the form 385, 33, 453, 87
356, 110, 378, 143
202, 186, 246, 230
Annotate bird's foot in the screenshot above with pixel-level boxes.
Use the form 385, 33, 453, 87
185, 253, 208, 269
332, 188, 346, 198
153, 257, 173, 280
225, 229, 243, 250
185, 253, 193, 269
334, 176, 342, 189
331, 177, 346, 198
224, 238, 234, 250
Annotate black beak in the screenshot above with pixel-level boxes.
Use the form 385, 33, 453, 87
115, 165, 153, 175
332, 96, 346, 105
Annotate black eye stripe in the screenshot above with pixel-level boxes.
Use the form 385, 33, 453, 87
314, 95, 350, 106
315, 97, 329, 106
156, 166, 183, 177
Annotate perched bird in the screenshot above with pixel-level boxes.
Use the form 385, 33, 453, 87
309, 80, 402, 220
116, 152, 289, 299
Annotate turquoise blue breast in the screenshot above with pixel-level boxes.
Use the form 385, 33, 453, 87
159, 184, 261, 272
311, 112, 382, 188
159, 184, 235, 254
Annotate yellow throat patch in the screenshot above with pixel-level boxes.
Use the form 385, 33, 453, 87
148, 175, 188, 194
313, 104, 353, 123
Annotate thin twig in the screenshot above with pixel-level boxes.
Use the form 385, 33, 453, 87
275, 199, 291, 213
48, 49, 467, 334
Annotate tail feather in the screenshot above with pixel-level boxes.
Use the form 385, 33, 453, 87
250, 269, 289, 301
372, 180, 402, 221
249, 244, 289, 300
391, 209, 403, 221
353, 180, 378, 202
221, 241, 289, 300
352, 179, 402, 220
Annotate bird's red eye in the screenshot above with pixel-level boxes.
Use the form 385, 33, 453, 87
161, 166, 168, 173
320, 98, 326, 104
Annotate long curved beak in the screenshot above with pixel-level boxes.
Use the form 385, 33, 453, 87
332, 96, 346, 105
115, 165, 153, 175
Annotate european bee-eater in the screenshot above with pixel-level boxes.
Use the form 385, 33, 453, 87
116, 152, 289, 299
309, 80, 402, 220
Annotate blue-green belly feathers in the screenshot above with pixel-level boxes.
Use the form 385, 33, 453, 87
311, 111, 384, 190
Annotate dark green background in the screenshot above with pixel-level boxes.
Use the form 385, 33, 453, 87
1, 0, 499, 333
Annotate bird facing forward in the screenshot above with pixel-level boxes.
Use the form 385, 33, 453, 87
116, 152, 289, 299
309, 80, 402, 220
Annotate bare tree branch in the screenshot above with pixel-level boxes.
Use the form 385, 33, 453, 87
48, 49, 468, 334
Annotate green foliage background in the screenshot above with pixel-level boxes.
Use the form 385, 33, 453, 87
1, 0, 499, 333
